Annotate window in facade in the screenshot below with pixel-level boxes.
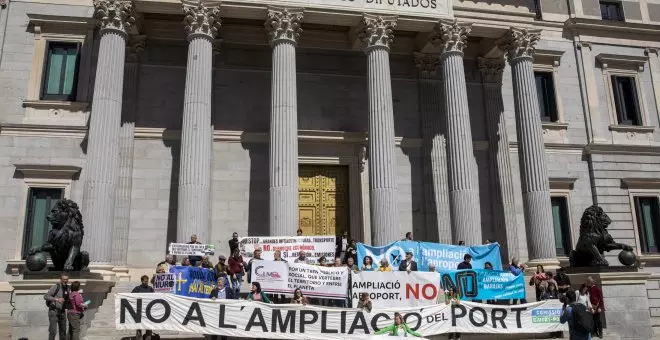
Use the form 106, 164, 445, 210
21, 187, 63, 258
551, 196, 572, 256
600, 1, 624, 21
634, 196, 660, 254
611, 75, 642, 126
535, 71, 558, 122
41, 42, 80, 101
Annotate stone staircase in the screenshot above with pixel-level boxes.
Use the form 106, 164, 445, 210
83, 281, 205, 340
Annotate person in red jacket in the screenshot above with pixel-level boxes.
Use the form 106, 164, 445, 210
586, 276, 604, 338
227, 250, 245, 299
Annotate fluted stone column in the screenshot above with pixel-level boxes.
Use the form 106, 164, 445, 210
176, 2, 220, 243
83, 0, 134, 264
478, 58, 519, 260
265, 7, 303, 236
414, 53, 452, 244
429, 20, 481, 245
358, 15, 398, 246
111, 35, 145, 267
499, 28, 556, 263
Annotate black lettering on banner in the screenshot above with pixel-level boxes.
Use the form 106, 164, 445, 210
430, 0, 436, 8
371, 313, 390, 333
218, 305, 237, 329
146, 299, 171, 323
340, 310, 347, 334
246, 308, 268, 332
441, 273, 455, 292
321, 311, 338, 334
182, 302, 206, 327
403, 312, 422, 331
456, 271, 478, 298
348, 312, 370, 334
300, 310, 318, 333
491, 308, 507, 328
511, 307, 527, 328
468, 307, 487, 327
272, 309, 296, 333
451, 304, 467, 327
120, 298, 141, 323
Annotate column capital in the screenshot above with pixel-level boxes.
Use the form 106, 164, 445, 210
182, 0, 221, 41
414, 52, 440, 78
477, 57, 505, 85
126, 34, 146, 63
429, 19, 471, 55
265, 7, 304, 46
498, 27, 541, 63
93, 0, 136, 36
357, 14, 397, 53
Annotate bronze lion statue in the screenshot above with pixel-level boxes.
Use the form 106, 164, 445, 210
28, 199, 89, 271
569, 205, 632, 267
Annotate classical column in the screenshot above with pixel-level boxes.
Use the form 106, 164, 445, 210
176, 1, 220, 243
478, 57, 519, 260
112, 35, 145, 267
83, 0, 134, 264
429, 20, 481, 245
358, 15, 398, 246
414, 53, 452, 244
498, 28, 556, 263
265, 7, 303, 236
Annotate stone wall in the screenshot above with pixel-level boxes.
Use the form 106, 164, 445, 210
647, 275, 660, 336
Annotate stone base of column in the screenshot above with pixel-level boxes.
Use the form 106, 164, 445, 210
525, 258, 561, 272
88, 264, 117, 281
112, 266, 131, 281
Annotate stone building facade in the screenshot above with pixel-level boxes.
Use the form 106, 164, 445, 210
1, 0, 660, 323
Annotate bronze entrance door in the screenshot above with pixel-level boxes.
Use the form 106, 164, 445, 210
298, 165, 349, 237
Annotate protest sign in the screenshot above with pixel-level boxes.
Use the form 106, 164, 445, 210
152, 273, 176, 293
168, 243, 215, 257
439, 269, 525, 300
169, 266, 216, 299
351, 271, 441, 308
357, 241, 502, 272
116, 293, 567, 339
238, 236, 335, 263
251, 260, 349, 299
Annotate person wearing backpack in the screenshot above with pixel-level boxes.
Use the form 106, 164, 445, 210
560, 290, 592, 340
44, 272, 71, 340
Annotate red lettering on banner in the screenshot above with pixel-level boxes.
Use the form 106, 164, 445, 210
263, 245, 271, 251
405, 283, 438, 300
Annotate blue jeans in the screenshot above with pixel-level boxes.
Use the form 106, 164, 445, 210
232, 274, 242, 299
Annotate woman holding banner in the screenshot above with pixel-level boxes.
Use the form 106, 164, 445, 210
247, 282, 272, 303
378, 258, 392, 272
374, 312, 422, 337
445, 288, 461, 340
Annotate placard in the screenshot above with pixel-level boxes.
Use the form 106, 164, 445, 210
439, 269, 525, 301
238, 236, 335, 263
169, 266, 216, 298
351, 271, 441, 307
116, 293, 568, 338
168, 243, 215, 257
251, 260, 349, 299
152, 273, 176, 293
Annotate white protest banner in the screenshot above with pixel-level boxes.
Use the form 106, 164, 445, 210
168, 243, 215, 257
351, 271, 441, 308
152, 273, 176, 293
251, 260, 348, 299
116, 293, 567, 339
238, 236, 335, 263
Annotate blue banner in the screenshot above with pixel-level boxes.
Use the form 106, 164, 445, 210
169, 266, 216, 298
439, 269, 525, 300
357, 241, 502, 271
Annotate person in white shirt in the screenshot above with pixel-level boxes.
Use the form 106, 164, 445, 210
575, 284, 592, 310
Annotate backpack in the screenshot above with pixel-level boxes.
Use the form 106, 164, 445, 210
46, 283, 60, 308
571, 303, 593, 334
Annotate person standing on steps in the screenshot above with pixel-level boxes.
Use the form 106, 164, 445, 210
587, 276, 604, 339
132, 275, 155, 340
67, 281, 87, 340
187, 234, 202, 266
44, 272, 70, 340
